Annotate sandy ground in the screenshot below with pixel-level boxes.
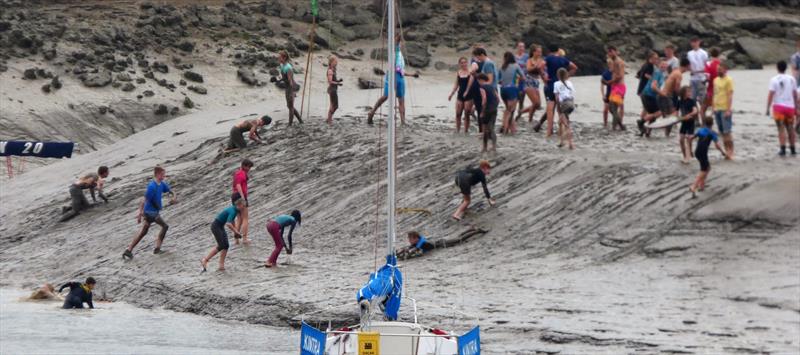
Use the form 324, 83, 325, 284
1, 58, 799, 354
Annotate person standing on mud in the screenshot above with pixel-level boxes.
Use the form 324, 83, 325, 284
687, 38, 709, 116
514, 41, 529, 115
201, 198, 245, 272
452, 160, 495, 221
59, 166, 110, 222
224, 115, 271, 153
279, 50, 303, 126
264, 210, 302, 268
712, 62, 735, 160
554, 67, 576, 149
766, 60, 798, 156
366, 32, 407, 125
478, 73, 499, 153
123, 166, 176, 259
448, 57, 473, 134
59, 277, 96, 309
636, 50, 658, 131
607, 46, 626, 131
519, 44, 545, 123
231, 159, 252, 245
539, 45, 577, 137
701, 48, 722, 120
326, 55, 342, 125
689, 117, 728, 197
498, 51, 525, 135
678, 86, 699, 164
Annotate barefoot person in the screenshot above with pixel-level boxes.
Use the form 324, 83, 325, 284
225, 115, 271, 153
231, 159, 252, 245
554, 68, 576, 149
541, 45, 577, 136
601, 59, 613, 128
452, 160, 495, 221
498, 51, 525, 135
278, 50, 302, 126
367, 33, 406, 125
607, 46, 626, 130
690, 117, 728, 196
766, 60, 798, 156
477, 73, 500, 152
639, 59, 666, 137
59, 277, 96, 309
28, 283, 60, 300
123, 166, 176, 259
448, 57, 472, 133
326, 55, 342, 125
265, 210, 302, 267
712, 62, 735, 159
201, 198, 245, 272
636, 50, 658, 129
678, 86, 699, 163
59, 166, 110, 222
519, 44, 545, 122
514, 41, 529, 114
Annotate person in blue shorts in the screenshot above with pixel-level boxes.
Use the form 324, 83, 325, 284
123, 166, 177, 259
539, 44, 577, 137
201, 198, 245, 272
367, 33, 406, 125
498, 51, 525, 135
689, 117, 728, 197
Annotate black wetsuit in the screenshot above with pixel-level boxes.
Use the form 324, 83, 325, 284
59, 282, 93, 309
694, 127, 718, 172
455, 168, 491, 198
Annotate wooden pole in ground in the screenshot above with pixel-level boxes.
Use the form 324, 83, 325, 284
300, 16, 316, 120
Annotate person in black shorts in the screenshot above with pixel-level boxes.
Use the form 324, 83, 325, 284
326, 55, 342, 125
452, 160, 496, 221
689, 117, 728, 197
678, 86, 699, 163
201, 198, 245, 272
477, 73, 499, 152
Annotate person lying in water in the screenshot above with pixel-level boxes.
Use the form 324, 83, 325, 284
224, 115, 271, 153
27, 283, 60, 300
59, 277, 96, 309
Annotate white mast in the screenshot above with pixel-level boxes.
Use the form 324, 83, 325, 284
386, 0, 396, 258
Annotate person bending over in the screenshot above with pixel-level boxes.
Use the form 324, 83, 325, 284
59, 277, 96, 309
452, 160, 495, 221
225, 115, 271, 153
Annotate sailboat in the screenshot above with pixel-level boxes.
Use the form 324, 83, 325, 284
298, 1, 480, 354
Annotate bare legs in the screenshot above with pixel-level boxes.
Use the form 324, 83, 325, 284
202, 247, 227, 271
367, 96, 406, 125
126, 216, 168, 256
502, 99, 518, 135
286, 90, 302, 126
680, 134, 693, 163
454, 100, 465, 133
452, 194, 470, 220
233, 207, 249, 245
519, 88, 541, 122
558, 113, 574, 149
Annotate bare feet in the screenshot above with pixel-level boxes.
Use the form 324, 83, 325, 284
451, 214, 462, 221
200, 258, 208, 272
217, 267, 225, 272
264, 262, 275, 268
242, 238, 251, 245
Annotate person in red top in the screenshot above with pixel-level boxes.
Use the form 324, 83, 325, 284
702, 48, 721, 120
232, 159, 253, 245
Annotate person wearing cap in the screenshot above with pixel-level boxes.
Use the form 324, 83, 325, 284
224, 115, 271, 153
59, 166, 110, 222
59, 277, 96, 309
452, 160, 496, 221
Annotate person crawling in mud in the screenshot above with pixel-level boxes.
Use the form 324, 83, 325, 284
123, 166, 177, 259
59, 166, 110, 222
224, 115, 271, 153
452, 160, 496, 221
59, 277, 95, 309
27, 283, 60, 301
396, 231, 434, 258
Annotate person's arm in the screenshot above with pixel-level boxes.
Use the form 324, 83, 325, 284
726, 86, 733, 116
286, 224, 295, 254
480, 88, 487, 116
479, 175, 494, 204
766, 91, 774, 116
89, 185, 97, 203
58, 282, 74, 293
327, 68, 335, 86
249, 123, 262, 143
287, 69, 295, 87
684, 105, 698, 121
448, 76, 459, 101
568, 62, 578, 76
97, 179, 108, 203
600, 80, 606, 100
714, 140, 727, 158
86, 292, 94, 309
226, 222, 240, 235
164, 183, 177, 205
136, 197, 145, 224
651, 77, 660, 94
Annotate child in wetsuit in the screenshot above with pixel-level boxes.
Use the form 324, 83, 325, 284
689, 117, 728, 197
59, 277, 96, 309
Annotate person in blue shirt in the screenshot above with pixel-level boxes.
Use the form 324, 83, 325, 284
601, 61, 613, 129
201, 198, 245, 272
265, 210, 302, 268
539, 44, 577, 137
366, 33, 407, 125
689, 117, 729, 197
638, 60, 668, 137
407, 231, 433, 252
59, 277, 96, 309
123, 166, 177, 259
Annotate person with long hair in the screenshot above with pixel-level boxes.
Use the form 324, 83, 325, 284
498, 51, 525, 135
278, 50, 303, 126
448, 57, 472, 133
519, 44, 545, 123
265, 210, 302, 268
554, 68, 576, 149
367, 32, 406, 125
326, 55, 342, 125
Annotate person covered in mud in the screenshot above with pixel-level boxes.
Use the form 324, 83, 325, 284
28, 283, 60, 300
405, 231, 434, 254
689, 117, 729, 197
231, 159, 253, 245
264, 210, 301, 268
224, 115, 271, 153
452, 160, 496, 221
326, 54, 343, 125
123, 166, 177, 259
59, 277, 95, 309
201, 198, 245, 272
59, 166, 110, 222
278, 50, 303, 126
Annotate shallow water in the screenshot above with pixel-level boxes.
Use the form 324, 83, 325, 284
0, 288, 297, 355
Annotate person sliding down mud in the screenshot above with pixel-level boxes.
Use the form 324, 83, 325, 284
452, 160, 495, 221
59, 277, 96, 309
224, 115, 271, 153
59, 166, 110, 222
264, 210, 301, 268
123, 166, 177, 259
396, 231, 434, 258
201, 198, 245, 272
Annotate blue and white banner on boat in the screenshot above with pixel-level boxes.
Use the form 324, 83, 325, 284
299, 322, 325, 355
0, 140, 74, 159
356, 254, 403, 320
458, 326, 480, 355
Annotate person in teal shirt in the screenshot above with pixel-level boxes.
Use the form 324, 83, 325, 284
201, 198, 245, 272
366, 33, 407, 125
265, 210, 302, 267
279, 50, 303, 126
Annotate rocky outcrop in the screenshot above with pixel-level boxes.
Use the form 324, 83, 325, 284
735, 37, 796, 65
82, 71, 112, 87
